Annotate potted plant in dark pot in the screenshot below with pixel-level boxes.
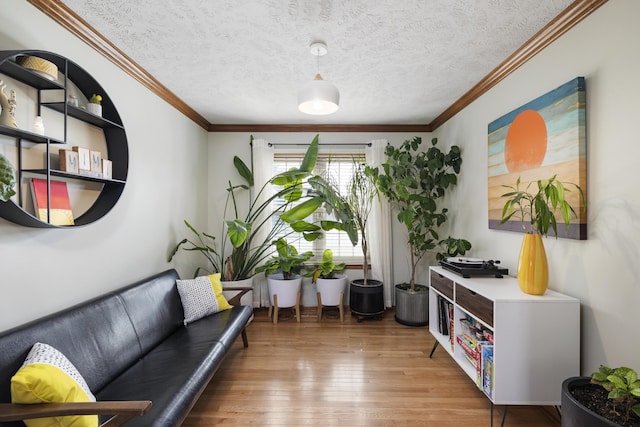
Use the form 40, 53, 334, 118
500, 175, 585, 295
255, 238, 314, 323
305, 248, 348, 322
169, 135, 325, 304
342, 162, 385, 321
562, 365, 640, 426
368, 136, 470, 326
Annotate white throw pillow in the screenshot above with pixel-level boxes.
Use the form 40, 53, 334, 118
176, 273, 231, 325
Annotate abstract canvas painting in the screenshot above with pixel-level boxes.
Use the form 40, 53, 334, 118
487, 77, 587, 240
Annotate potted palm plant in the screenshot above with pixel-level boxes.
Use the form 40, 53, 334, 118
0, 153, 16, 202
500, 175, 585, 295
368, 136, 470, 326
255, 238, 313, 323
342, 162, 384, 320
305, 249, 348, 321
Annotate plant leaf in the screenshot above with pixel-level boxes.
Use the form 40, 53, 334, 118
233, 156, 254, 187
280, 197, 323, 223
226, 219, 250, 248
299, 134, 319, 172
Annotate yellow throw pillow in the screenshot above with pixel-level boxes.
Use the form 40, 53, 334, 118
208, 273, 233, 312
11, 342, 98, 427
176, 273, 232, 325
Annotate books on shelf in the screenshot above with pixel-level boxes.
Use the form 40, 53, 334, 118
482, 344, 494, 398
30, 178, 74, 225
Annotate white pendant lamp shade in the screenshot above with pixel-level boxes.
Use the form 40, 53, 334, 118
298, 42, 339, 115
298, 73, 340, 115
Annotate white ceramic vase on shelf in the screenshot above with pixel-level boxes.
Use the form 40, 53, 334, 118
87, 103, 102, 116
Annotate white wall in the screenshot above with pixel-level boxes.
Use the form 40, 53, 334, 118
436, 1, 640, 374
0, 2, 209, 331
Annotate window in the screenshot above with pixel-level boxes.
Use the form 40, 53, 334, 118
272, 151, 366, 263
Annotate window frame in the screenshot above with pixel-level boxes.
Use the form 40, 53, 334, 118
272, 148, 367, 265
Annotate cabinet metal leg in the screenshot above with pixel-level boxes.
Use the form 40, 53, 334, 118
489, 403, 508, 427
429, 340, 439, 358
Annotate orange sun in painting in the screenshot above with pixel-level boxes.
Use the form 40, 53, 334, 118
504, 109, 548, 173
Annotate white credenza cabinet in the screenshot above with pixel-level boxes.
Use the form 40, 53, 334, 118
428, 266, 580, 406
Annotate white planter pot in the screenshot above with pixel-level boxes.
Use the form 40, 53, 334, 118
267, 274, 302, 308
87, 103, 102, 116
222, 276, 254, 307
316, 274, 347, 306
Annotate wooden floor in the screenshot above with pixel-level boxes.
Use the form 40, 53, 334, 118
182, 307, 561, 426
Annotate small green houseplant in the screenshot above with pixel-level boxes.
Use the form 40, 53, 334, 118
367, 136, 470, 326
592, 365, 640, 424
255, 238, 314, 280
305, 249, 346, 283
562, 366, 640, 426
0, 153, 16, 202
500, 175, 585, 237
305, 249, 348, 322
256, 238, 314, 323
500, 175, 585, 295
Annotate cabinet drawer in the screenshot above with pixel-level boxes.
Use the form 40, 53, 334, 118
455, 285, 494, 327
430, 271, 453, 300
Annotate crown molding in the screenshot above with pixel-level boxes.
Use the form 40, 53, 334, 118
428, 0, 608, 130
28, 0, 606, 133
26, 0, 210, 130
208, 124, 432, 133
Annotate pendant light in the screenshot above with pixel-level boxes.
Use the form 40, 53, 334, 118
298, 42, 339, 115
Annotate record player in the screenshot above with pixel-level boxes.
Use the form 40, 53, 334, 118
439, 257, 508, 278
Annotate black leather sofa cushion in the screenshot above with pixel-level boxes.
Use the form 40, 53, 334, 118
0, 292, 143, 401
96, 308, 250, 426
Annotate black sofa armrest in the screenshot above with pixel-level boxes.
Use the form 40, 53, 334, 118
222, 286, 253, 307
222, 286, 253, 348
0, 400, 152, 427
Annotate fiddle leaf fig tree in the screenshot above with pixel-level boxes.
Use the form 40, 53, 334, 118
367, 137, 471, 291
0, 153, 16, 202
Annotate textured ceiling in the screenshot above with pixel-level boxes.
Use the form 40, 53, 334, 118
60, 0, 573, 126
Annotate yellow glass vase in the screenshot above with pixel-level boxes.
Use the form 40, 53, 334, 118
517, 233, 548, 295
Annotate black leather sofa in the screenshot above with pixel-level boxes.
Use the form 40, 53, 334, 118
0, 269, 253, 426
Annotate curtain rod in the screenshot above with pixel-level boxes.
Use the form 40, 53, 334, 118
267, 142, 371, 147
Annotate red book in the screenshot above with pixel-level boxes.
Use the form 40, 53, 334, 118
31, 178, 74, 225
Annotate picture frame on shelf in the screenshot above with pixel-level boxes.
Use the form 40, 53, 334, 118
59, 149, 78, 174
90, 150, 102, 175
73, 146, 90, 172
102, 159, 112, 179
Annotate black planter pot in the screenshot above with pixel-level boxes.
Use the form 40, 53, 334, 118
561, 377, 620, 426
394, 284, 429, 327
349, 279, 384, 320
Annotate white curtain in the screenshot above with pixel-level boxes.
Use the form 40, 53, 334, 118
251, 139, 274, 308
366, 140, 394, 307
